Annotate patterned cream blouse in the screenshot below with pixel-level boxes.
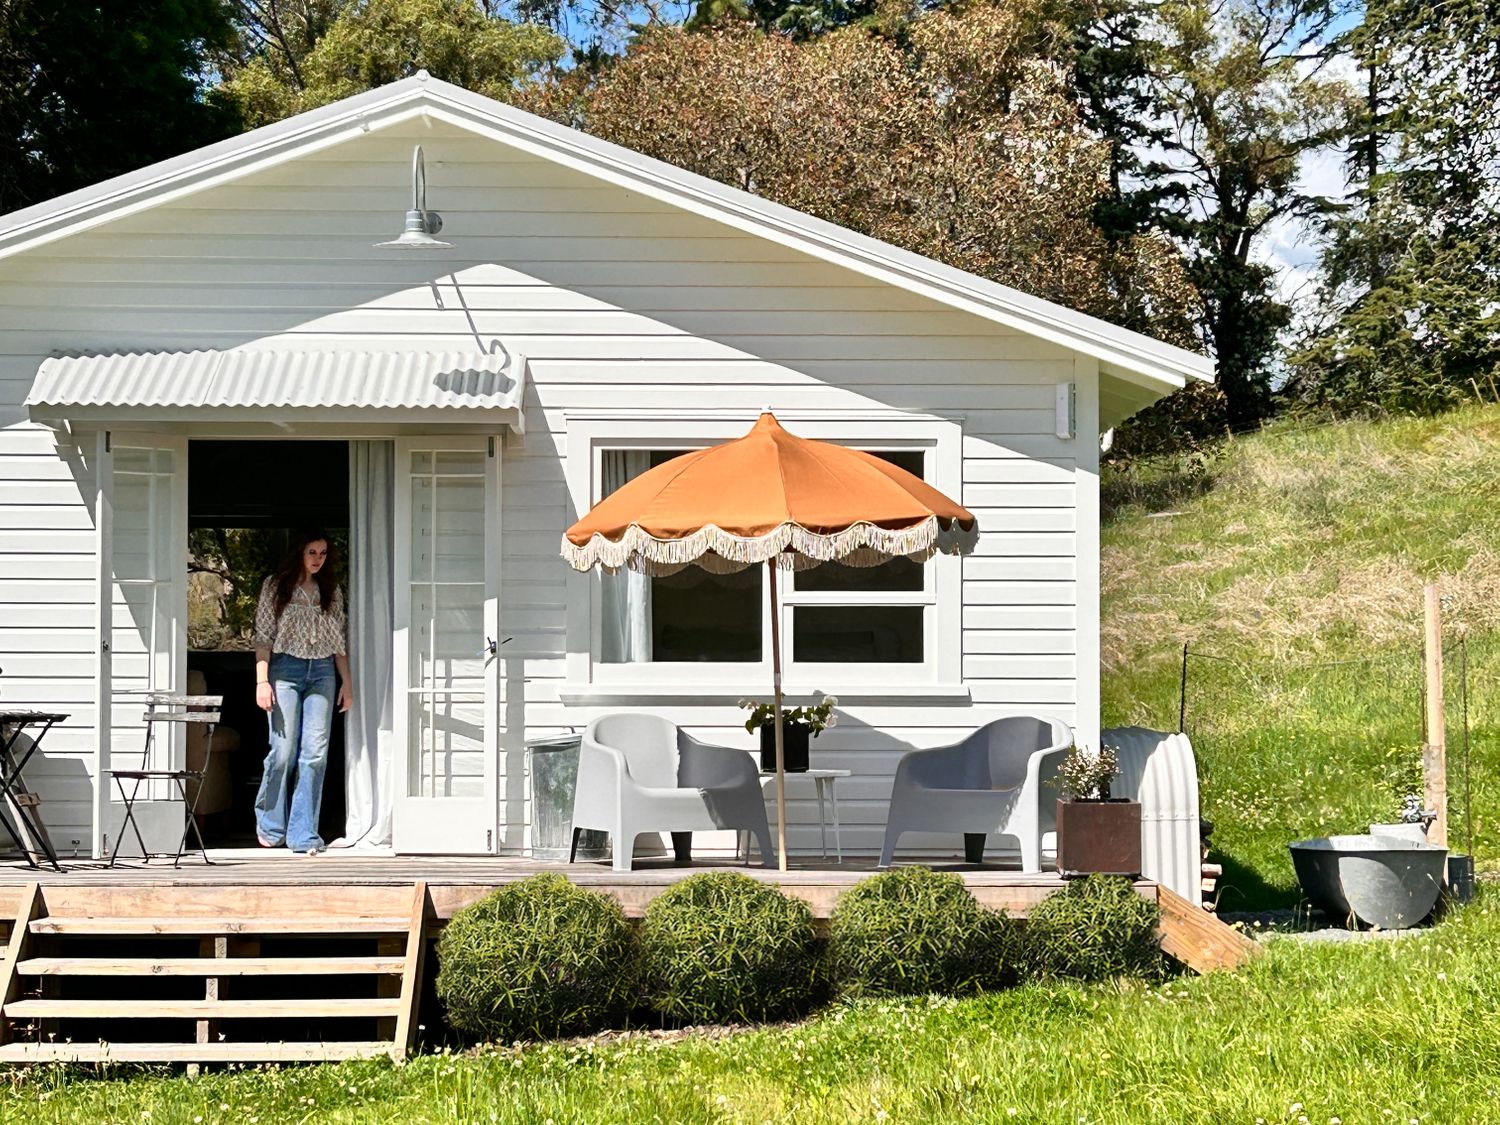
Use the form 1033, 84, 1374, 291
253, 576, 347, 659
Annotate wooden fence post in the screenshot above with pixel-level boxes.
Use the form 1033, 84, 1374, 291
1423, 584, 1447, 850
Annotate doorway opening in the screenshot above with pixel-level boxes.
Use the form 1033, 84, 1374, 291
186, 440, 349, 849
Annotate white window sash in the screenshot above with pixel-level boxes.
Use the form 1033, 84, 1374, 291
562, 411, 964, 693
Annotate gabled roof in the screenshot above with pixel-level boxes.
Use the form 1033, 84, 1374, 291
0, 73, 1213, 395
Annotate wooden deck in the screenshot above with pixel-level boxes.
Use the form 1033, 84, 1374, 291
0, 852, 1259, 1066
0, 851, 1258, 970
0, 852, 1089, 921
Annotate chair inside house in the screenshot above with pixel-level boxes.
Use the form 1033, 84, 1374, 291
108, 691, 222, 868
570, 713, 776, 873
879, 714, 1073, 871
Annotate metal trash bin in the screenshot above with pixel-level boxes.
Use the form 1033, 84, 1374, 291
527, 732, 609, 861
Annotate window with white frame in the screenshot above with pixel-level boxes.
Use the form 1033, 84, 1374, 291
598, 448, 931, 666
578, 426, 960, 690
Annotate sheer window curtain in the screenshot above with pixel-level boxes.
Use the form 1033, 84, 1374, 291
600, 450, 653, 662
332, 440, 396, 849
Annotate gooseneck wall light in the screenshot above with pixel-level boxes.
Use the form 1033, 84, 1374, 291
374, 145, 453, 250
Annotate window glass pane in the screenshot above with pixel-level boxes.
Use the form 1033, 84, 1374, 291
650, 562, 761, 662
599, 448, 761, 664
795, 556, 924, 593
793, 605, 924, 663
867, 449, 925, 478
794, 450, 926, 594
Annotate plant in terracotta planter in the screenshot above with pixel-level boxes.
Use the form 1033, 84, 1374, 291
740, 695, 837, 773
1053, 743, 1142, 879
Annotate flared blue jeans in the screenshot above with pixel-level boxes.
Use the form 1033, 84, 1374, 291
254, 653, 335, 852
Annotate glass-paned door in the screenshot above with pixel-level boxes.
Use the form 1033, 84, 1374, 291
93, 432, 187, 858
392, 437, 500, 853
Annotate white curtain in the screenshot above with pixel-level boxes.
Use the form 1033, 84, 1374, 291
600, 449, 653, 663
332, 440, 396, 849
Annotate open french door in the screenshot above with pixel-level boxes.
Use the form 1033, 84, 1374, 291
392, 436, 501, 854
92, 431, 188, 859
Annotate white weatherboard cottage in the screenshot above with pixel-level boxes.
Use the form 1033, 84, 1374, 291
0, 74, 1212, 862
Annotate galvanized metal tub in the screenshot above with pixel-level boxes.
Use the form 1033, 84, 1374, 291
1289, 835, 1448, 930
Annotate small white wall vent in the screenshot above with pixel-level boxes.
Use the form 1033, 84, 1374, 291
1055, 381, 1076, 440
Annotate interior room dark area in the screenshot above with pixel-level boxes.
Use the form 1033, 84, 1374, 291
187, 440, 350, 848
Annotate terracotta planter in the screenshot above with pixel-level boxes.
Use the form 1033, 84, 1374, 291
759, 721, 810, 772
1055, 798, 1142, 879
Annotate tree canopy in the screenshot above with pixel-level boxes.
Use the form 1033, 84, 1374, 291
1289, 0, 1500, 414
526, 6, 1201, 349
10, 0, 1491, 435
0, 0, 240, 212
214, 0, 565, 127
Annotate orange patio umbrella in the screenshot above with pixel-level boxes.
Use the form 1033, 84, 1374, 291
561, 412, 977, 870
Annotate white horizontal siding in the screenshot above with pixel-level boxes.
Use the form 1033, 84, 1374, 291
0, 116, 1096, 857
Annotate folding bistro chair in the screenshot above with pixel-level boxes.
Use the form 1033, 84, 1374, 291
108, 692, 221, 868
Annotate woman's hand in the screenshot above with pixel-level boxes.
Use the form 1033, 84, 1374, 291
337, 682, 353, 713
256, 682, 274, 712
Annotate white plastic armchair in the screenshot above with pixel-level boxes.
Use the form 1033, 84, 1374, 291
571, 713, 777, 873
878, 714, 1073, 871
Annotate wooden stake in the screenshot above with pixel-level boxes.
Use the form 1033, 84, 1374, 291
1423, 584, 1447, 849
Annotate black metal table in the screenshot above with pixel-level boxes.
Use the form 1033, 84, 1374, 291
0, 710, 67, 870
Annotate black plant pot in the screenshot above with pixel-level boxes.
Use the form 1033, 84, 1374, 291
759, 721, 810, 772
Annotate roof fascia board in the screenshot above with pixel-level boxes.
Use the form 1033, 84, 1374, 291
415, 91, 1206, 392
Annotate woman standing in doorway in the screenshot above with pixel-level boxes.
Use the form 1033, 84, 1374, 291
252, 531, 352, 855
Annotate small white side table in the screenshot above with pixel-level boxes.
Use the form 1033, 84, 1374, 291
743, 768, 852, 863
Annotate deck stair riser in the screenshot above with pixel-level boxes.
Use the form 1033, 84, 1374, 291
0, 881, 430, 1066
30, 917, 411, 936
15, 957, 405, 977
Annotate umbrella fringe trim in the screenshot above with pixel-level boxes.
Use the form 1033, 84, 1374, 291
560, 516, 976, 575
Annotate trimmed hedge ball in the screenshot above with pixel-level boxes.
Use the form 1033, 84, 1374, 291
639, 872, 825, 1025
1024, 874, 1164, 982
436, 873, 636, 1041
830, 866, 1018, 997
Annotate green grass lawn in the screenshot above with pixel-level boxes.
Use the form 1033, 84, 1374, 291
8, 893, 1500, 1124
1101, 406, 1500, 908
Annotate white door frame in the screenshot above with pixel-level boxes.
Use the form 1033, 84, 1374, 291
92, 429, 189, 859
391, 434, 501, 854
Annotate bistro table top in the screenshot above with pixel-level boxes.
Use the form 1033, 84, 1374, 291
758, 768, 852, 780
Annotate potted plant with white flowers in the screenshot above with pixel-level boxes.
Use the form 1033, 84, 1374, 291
739, 694, 837, 773
1053, 742, 1142, 878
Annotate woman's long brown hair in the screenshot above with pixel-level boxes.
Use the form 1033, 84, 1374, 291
270, 529, 337, 619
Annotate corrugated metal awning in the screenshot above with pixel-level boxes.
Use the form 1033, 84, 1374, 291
25, 349, 527, 432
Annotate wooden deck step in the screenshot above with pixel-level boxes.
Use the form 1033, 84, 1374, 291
6, 997, 403, 1020
0, 1040, 393, 1063
29, 916, 411, 936
15, 956, 406, 977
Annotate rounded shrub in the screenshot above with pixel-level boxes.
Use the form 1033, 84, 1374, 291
1023, 875, 1164, 981
638, 872, 824, 1025
829, 866, 1018, 997
435, 872, 635, 1041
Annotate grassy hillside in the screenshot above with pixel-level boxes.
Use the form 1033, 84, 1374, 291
1101, 405, 1500, 909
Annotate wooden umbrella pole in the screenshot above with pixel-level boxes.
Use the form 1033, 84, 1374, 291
768, 560, 788, 872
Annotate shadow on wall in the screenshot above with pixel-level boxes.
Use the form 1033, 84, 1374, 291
0, 735, 93, 861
